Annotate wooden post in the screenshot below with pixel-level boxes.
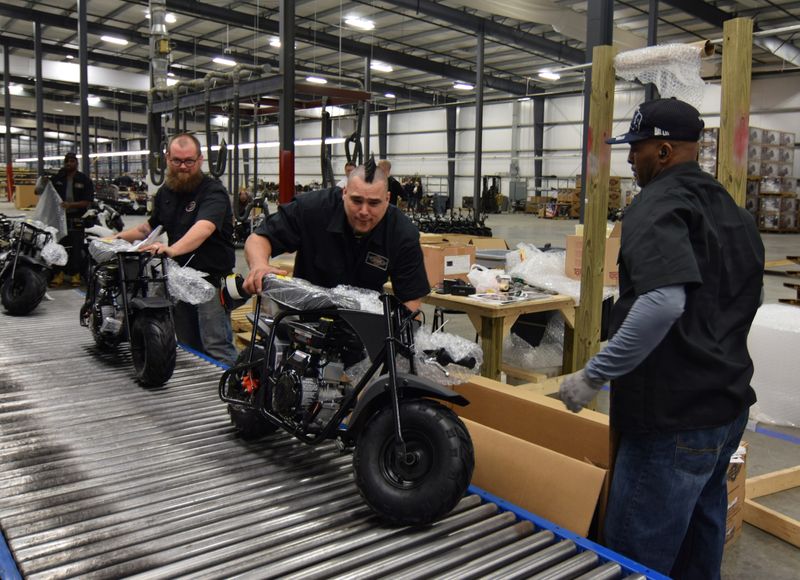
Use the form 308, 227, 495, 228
573, 45, 617, 371
718, 17, 753, 207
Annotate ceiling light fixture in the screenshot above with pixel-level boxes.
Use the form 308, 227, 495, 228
370, 61, 393, 73
345, 16, 375, 31
305, 76, 327, 84
269, 37, 281, 48
538, 69, 561, 81
87, 96, 101, 106
453, 82, 473, 90
100, 35, 128, 46
213, 56, 237, 67
144, 11, 177, 23
65, 54, 74, 60
384, 93, 396, 99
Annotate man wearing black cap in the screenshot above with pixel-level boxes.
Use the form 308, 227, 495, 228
559, 98, 764, 578
38, 152, 95, 286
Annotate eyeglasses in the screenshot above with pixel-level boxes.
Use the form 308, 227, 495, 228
169, 157, 198, 167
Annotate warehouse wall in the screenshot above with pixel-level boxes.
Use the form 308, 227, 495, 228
232, 73, 800, 206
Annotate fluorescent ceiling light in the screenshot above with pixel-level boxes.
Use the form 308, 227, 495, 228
65, 55, 74, 60
384, 93, 396, 99
7, 84, 24, 96
167, 72, 175, 77
269, 37, 281, 48
100, 35, 128, 46
144, 11, 177, 23
305, 76, 327, 84
518, 97, 531, 102
345, 16, 375, 30
166, 78, 178, 86
538, 69, 561, 81
87, 96, 101, 106
213, 56, 237, 67
453, 82, 473, 90
370, 61, 393, 73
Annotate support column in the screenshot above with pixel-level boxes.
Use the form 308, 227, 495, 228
573, 45, 616, 371
34, 20, 45, 175
718, 17, 753, 207
533, 96, 544, 194
378, 111, 388, 160
472, 25, 485, 222
278, 0, 295, 204
363, 57, 371, 160
3, 45, 13, 201
78, 0, 90, 173
645, 0, 660, 101
446, 106, 456, 209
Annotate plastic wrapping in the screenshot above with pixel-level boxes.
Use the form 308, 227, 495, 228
330, 285, 383, 314
614, 44, 705, 109
164, 260, 216, 305
41, 242, 68, 267
413, 326, 483, 384
262, 274, 360, 311
32, 182, 68, 240
88, 237, 132, 263
506, 243, 616, 304
502, 315, 565, 376
747, 304, 800, 427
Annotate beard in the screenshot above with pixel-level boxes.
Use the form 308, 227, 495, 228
166, 168, 204, 193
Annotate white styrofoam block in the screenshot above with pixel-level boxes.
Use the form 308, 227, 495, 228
747, 304, 800, 427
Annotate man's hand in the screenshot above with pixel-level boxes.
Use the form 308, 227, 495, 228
559, 369, 606, 413
243, 264, 288, 295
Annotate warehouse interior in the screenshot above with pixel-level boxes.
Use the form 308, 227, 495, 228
1, 1, 799, 578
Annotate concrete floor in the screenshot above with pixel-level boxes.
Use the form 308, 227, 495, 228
3, 200, 798, 577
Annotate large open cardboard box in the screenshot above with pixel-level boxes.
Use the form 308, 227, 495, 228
450, 375, 612, 539
565, 222, 621, 286
420, 242, 475, 287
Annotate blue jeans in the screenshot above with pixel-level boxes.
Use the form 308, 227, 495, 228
604, 409, 749, 579
173, 296, 237, 367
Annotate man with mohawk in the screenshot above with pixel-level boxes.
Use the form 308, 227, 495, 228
244, 157, 430, 312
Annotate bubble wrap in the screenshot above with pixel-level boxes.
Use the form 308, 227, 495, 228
89, 237, 132, 263
502, 315, 565, 374
330, 285, 383, 314
41, 242, 68, 267
747, 304, 800, 427
506, 243, 616, 305
262, 274, 359, 311
614, 44, 705, 109
164, 260, 215, 305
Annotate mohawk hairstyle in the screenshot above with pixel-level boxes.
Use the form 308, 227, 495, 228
364, 155, 377, 183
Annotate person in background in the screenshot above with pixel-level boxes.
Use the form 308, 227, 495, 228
244, 157, 430, 313
36, 151, 95, 287
115, 133, 238, 366
378, 159, 406, 206
558, 98, 764, 579
336, 162, 355, 189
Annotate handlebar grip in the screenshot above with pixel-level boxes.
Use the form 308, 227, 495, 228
220, 273, 252, 310
425, 348, 477, 370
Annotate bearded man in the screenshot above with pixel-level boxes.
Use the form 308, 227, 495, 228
116, 133, 237, 366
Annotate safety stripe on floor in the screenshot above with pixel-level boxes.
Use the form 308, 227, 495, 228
0, 290, 658, 579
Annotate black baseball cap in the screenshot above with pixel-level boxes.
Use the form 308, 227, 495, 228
64, 152, 77, 162
606, 98, 704, 145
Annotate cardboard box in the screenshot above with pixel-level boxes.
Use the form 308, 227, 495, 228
420, 242, 475, 287
725, 442, 748, 548
450, 376, 611, 538
14, 184, 38, 209
564, 222, 621, 286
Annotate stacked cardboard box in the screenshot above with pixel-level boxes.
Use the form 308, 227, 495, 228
725, 442, 748, 548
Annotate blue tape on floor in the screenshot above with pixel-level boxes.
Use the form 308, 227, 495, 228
176, 342, 229, 369
468, 485, 670, 580
0, 530, 22, 580
755, 425, 800, 445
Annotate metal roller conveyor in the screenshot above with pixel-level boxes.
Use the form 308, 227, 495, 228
0, 291, 662, 579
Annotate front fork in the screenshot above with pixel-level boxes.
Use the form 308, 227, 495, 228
381, 293, 407, 459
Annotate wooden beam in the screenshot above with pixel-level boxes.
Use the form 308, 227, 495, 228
717, 17, 753, 207
573, 44, 616, 370
746, 466, 800, 499
743, 499, 800, 549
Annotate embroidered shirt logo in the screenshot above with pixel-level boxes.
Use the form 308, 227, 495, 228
366, 252, 389, 271
185, 201, 197, 212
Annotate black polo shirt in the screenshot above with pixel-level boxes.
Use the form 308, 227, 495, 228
254, 187, 430, 303
148, 175, 235, 279
51, 169, 95, 217
610, 161, 763, 433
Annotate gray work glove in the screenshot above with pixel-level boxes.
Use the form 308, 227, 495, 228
559, 369, 607, 413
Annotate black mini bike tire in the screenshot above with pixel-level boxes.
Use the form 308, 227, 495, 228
353, 398, 474, 526
1, 267, 47, 316
130, 312, 176, 387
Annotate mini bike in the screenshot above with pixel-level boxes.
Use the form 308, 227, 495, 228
0, 217, 53, 316
219, 275, 475, 526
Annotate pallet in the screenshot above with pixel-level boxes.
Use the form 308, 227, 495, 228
743, 465, 800, 548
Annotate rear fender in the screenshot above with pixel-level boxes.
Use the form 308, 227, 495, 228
346, 372, 468, 438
